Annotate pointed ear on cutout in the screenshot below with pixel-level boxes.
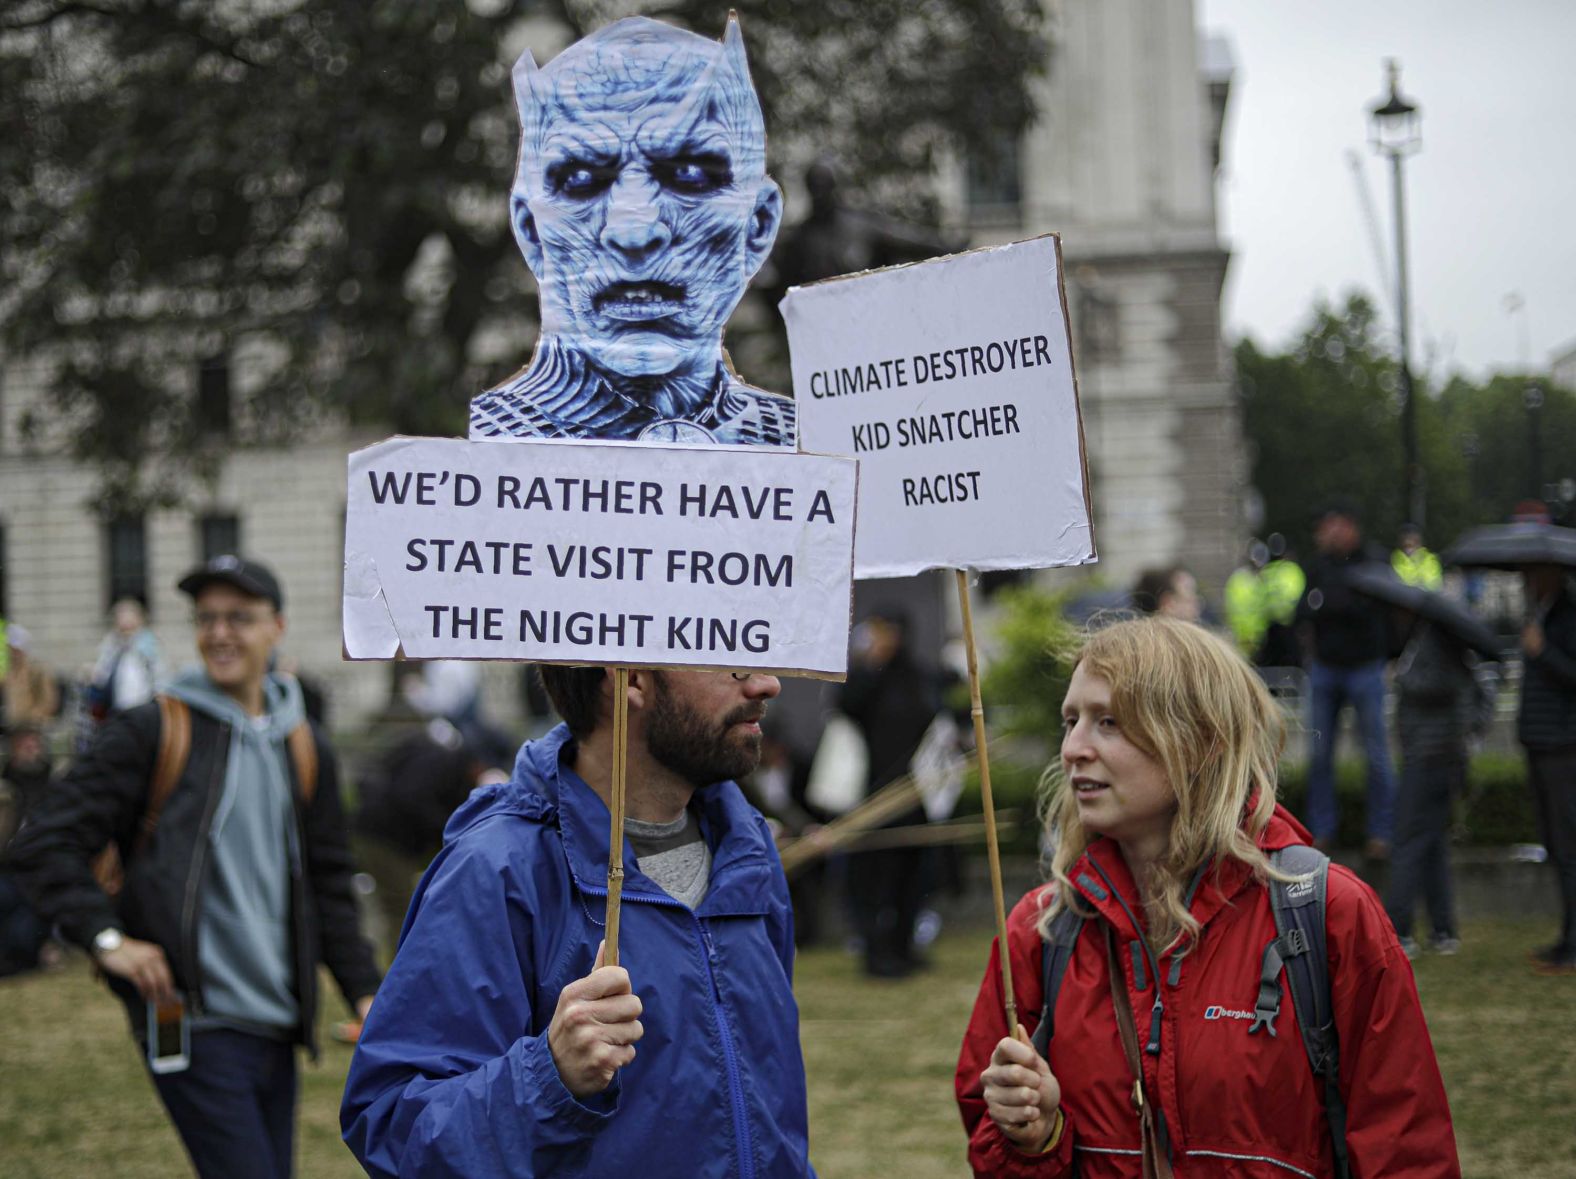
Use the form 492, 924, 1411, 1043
511, 194, 542, 273
508, 46, 548, 274
744, 180, 782, 277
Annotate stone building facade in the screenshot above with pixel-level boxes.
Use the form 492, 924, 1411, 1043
948, 0, 1245, 593
0, 352, 402, 728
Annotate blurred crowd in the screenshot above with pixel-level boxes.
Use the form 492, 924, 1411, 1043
1102, 500, 1574, 972
5, 502, 1573, 989
0, 509, 1570, 1179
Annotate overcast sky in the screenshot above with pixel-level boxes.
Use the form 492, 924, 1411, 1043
1196, 0, 1576, 380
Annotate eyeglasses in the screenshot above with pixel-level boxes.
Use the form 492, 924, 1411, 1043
193, 610, 268, 633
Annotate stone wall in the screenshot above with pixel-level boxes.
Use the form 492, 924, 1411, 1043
961, 0, 1247, 596
0, 355, 523, 733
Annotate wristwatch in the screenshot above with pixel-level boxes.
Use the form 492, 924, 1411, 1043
92, 927, 125, 957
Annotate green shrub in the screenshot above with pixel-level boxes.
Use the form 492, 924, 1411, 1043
978, 583, 1080, 748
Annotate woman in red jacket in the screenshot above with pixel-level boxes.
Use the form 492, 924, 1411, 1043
956, 617, 1458, 1178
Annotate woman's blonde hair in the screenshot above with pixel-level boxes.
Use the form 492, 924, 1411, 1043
1036, 616, 1287, 952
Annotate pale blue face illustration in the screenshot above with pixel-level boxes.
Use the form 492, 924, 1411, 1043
510, 18, 783, 381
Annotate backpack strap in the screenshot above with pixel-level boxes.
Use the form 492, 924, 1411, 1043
1030, 904, 1087, 1060
1253, 844, 1351, 1179
136, 696, 192, 855
286, 722, 319, 805
92, 695, 191, 895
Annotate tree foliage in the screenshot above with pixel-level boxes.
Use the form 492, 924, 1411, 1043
1237, 293, 1576, 555
979, 581, 1078, 752
1, 0, 1045, 507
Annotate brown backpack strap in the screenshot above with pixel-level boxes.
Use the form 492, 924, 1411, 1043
94, 695, 192, 895
136, 695, 191, 856
286, 722, 318, 805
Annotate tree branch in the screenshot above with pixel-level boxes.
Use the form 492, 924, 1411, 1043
1, 1, 129, 32
2, 0, 262, 69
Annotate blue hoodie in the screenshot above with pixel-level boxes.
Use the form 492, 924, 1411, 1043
341, 725, 815, 1178
167, 668, 304, 1034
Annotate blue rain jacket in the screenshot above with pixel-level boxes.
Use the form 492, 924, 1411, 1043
341, 725, 814, 1178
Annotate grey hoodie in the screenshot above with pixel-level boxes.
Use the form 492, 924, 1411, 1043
167, 668, 304, 1034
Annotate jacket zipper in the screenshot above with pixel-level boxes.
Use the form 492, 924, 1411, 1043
579, 884, 756, 1179
701, 922, 756, 1179
180, 718, 230, 1016
1089, 858, 1165, 1055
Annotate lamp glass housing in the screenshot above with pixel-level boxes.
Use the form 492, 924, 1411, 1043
1368, 61, 1421, 156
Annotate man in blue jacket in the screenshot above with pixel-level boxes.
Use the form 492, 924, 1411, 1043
341, 664, 815, 1177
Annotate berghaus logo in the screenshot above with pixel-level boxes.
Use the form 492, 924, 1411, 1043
1204, 1005, 1254, 1021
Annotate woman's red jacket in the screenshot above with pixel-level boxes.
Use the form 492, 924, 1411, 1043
955, 806, 1460, 1178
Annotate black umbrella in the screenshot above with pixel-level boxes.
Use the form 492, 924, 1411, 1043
1346, 566, 1504, 661
1443, 522, 1576, 571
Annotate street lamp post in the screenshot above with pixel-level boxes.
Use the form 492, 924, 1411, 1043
1368, 59, 1423, 527
1525, 382, 1544, 500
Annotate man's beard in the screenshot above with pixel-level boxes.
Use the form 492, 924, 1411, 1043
646, 676, 765, 787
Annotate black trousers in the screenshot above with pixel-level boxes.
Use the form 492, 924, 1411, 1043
0, 871, 48, 976
1527, 745, 1576, 950
848, 841, 927, 973
1386, 747, 1463, 941
150, 1028, 297, 1179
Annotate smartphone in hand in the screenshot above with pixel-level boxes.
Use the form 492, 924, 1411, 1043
147, 997, 190, 1075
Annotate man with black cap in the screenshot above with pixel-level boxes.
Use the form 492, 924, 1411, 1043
11, 555, 380, 1179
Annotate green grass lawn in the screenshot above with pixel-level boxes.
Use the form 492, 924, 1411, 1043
2, 918, 1572, 1177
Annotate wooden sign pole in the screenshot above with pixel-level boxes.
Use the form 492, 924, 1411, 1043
604, 667, 630, 967
954, 570, 1022, 1039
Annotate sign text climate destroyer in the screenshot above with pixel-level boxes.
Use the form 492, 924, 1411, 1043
782, 235, 1095, 578
343, 437, 858, 677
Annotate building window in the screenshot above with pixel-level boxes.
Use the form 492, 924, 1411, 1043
106, 515, 149, 612
199, 514, 241, 562
197, 354, 232, 436
966, 133, 1022, 219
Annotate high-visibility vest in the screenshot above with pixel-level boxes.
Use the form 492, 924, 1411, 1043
1261, 560, 1306, 624
1392, 547, 1443, 590
1224, 569, 1268, 654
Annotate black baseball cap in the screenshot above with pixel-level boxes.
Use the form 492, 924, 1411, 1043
178, 555, 284, 611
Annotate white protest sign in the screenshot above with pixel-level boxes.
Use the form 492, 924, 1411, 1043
343, 437, 857, 677
782, 234, 1095, 579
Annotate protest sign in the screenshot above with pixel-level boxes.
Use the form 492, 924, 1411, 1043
342, 436, 856, 677
782, 234, 1095, 579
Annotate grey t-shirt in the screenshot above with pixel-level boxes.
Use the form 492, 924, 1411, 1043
625, 809, 711, 910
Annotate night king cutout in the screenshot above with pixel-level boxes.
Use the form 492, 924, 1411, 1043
470, 17, 794, 448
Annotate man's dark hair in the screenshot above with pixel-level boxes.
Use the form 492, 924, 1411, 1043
1132, 567, 1181, 615
538, 665, 606, 738
1311, 496, 1363, 527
